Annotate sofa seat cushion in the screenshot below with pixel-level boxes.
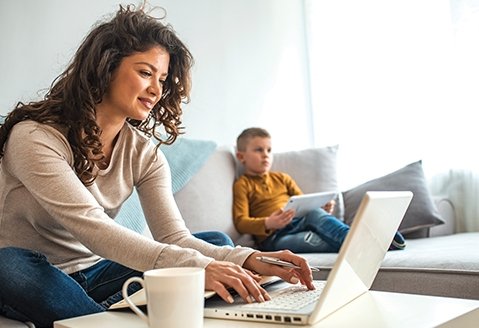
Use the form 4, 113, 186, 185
304, 233, 479, 271
0, 316, 29, 328
381, 232, 479, 271
303, 233, 479, 299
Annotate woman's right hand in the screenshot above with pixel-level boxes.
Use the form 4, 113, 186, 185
204, 260, 271, 304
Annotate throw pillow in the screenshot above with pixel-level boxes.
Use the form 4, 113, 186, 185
271, 145, 339, 192
117, 138, 217, 233
270, 145, 344, 218
160, 138, 217, 194
342, 160, 444, 235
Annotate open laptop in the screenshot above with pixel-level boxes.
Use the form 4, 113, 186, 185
204, 191, 413, 325
283, 191, 338, 217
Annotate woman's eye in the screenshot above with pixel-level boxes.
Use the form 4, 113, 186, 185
140, 70, 152, 77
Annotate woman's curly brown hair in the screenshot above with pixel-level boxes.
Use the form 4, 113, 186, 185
0, 4, 193, 185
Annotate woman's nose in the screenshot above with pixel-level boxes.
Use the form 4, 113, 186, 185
148, 81, 162, 97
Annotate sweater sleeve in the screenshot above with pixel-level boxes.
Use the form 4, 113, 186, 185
3, 122, 254, 271
282, 173, 303, 196
3, 123, 167, 272
232, 177, 271, 238
136, 147, 255, 267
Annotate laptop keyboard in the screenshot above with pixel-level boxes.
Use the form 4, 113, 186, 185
242, 280, 326, 311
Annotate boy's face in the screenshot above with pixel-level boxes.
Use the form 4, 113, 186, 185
237, 136, 272, 176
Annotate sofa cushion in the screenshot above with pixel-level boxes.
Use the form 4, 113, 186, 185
177, 145, 342, 246
0, 316, 29, 328
303, 233, 479, 300
117, 138, 217, 233
271, 145, 339, 192
269, 145, 344, 218
160, 138, 217, 194
174, 147, 256, 246
342, 161, 444, 236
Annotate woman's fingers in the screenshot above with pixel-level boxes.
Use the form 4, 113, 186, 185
226, 273, 266, 303
244, 268, 262, 282
205, 261, 270, 304
243, 250, 315, 290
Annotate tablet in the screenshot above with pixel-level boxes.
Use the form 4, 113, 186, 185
283, 191, 338, 217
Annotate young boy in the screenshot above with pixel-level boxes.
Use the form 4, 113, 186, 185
233, 127, 406, 253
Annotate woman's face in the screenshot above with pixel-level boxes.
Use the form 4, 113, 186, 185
98, 46, 170, 122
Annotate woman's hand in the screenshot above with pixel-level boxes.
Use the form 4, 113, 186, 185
205, 260, 271, 304
242, 250, 315, 290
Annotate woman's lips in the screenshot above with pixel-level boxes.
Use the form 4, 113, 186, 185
138, 98, 154, 110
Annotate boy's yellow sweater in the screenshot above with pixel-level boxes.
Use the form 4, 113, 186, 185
233, 171, 302, 242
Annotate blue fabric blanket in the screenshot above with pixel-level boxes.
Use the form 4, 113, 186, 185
116, 137, 217, 232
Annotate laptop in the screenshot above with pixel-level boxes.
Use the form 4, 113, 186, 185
204, 191, 413, 325
283, 191, 338, 217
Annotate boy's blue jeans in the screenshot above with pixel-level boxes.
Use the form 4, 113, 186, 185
259, 208, 350, 253
0, 231, 234, 328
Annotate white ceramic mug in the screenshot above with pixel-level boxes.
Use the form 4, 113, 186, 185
122, 267, 205, 328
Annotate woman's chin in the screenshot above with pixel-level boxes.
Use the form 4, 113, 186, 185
129, 113, 150, 121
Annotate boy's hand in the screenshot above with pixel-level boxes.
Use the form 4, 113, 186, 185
265, 209, 295, 230
322, 200, 336, 214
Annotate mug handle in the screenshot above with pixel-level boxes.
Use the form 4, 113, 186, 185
122, 276, 148, 323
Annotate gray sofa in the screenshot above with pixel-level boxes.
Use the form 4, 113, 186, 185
2, 143, 478, 328
171, 144, 479, 300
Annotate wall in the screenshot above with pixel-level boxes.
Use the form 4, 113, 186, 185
305, 0, 457, 188
0, 0, 313, 151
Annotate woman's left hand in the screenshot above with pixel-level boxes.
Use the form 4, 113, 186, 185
242, 250, 315, 290
204, 260, 271, 304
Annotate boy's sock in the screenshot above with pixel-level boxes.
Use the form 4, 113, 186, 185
389, 231, 406, 250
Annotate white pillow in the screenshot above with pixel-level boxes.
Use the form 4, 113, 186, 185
174, 147, 242, 240
271, 145, 344, 218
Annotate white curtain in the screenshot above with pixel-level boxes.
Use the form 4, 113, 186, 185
304, 0, 479, 232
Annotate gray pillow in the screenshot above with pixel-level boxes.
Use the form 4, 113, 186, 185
342, 161, 444, 235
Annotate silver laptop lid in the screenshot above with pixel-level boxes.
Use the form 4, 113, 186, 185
204, 191, 412, 326
310, 191, 412, 324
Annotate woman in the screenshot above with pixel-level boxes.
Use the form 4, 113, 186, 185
0, 4, 314, 327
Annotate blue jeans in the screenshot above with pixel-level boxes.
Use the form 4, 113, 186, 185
193, 230, 234, 247
259, 208, 350, 253
0, 231, 232, 328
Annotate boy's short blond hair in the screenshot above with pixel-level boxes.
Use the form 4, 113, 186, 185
236, 127, 271, 151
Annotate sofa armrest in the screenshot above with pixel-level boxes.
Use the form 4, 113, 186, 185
429, 197, 456, 237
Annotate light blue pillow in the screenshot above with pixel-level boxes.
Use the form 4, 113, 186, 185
117, 137, 217, 232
